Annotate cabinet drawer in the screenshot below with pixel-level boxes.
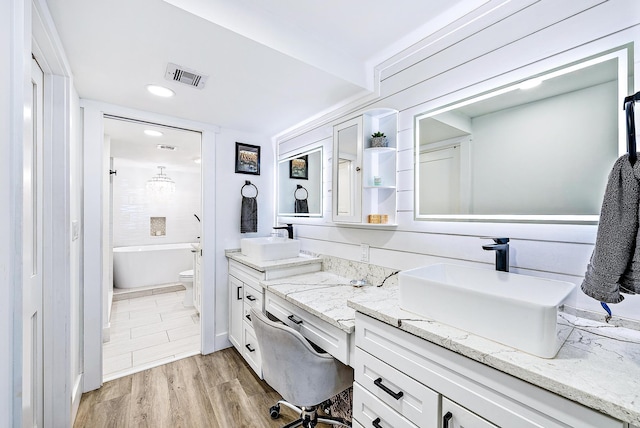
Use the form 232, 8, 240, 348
355, 313, 622, 428
353, 382, 418, 428
265, 292, 350, 365
355, 348, 438, 428
442, 397, 497, 428
229, 260, 265, 285
242, 323, 262, 379
243, 284, 263, 313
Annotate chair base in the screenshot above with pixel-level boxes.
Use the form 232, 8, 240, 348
270, 400, 351, 428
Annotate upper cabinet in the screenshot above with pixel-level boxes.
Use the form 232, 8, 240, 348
332, 108, 398, 225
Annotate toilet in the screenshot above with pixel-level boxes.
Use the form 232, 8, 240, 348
178, 269, 194, 307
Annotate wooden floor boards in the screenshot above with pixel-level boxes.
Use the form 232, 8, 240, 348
74, 348, 297, 428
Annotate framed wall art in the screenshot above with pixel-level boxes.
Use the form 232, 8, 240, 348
235, 142, 261, 175
289, 155, 308, 180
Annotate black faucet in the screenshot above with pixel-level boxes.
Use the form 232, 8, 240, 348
482, 237, 509, 272
273, 223, 293, 239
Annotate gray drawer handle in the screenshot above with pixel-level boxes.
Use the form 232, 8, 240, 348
443, 411, 453, 428
246, 295, 256, 301
236, 286, 242, 300
374, 378, 403, 400
245, 344, 255, 352
245, 314, 252, 322
372, 417, 382, 428
287, 314, 303, 325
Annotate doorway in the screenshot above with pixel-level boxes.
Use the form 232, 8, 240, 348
102, 117, 203, 381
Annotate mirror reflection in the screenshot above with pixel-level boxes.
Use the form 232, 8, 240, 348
278, 147, 323, 217
415, 49, 628, 222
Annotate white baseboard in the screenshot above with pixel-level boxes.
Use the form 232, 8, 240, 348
214, 332, 231, 352
71, 373, 83, 424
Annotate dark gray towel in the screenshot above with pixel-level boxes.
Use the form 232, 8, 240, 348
295, 198, 309, 214
241, 196, 257, 233
581, 154, 640, 303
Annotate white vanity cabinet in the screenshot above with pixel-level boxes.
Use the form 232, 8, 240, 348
227, 255, 322, 378
353, 312, 624, 428
332, 108, 398, 226
228, 259, 266, 378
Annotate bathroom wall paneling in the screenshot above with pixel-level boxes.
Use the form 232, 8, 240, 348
277, 0, 640, 322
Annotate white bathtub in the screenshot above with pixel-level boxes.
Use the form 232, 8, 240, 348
113, 243, 197, 289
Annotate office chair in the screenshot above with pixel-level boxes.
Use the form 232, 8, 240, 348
250, 308, 353, 427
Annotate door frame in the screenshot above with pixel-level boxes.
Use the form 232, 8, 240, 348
80, 100, 219, 391
32, 0, 76, 425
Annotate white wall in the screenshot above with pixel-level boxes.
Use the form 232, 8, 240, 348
277, 1, 640, 322
112, 160, 201, 247
215, 129, 273, 347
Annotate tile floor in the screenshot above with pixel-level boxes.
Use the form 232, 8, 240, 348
103, 288, 200, 382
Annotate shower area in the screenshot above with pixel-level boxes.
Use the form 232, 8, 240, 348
103, 117, 202, 381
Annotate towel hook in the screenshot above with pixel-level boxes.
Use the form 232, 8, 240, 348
623, 91, 640, 165
294, 184, 308, 200
241, 180, 258, 197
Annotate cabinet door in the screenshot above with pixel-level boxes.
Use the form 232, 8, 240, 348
332, 116, 362, 223
442, 397, 498, 428
228, 275, 244, 351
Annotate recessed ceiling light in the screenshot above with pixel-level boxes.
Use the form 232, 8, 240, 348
146, 84, 175, 97
144, 129, 163, 137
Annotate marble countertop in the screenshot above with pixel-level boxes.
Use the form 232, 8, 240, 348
254, 268, 640, 424
260, 271, 382, 333
225, 249, 322, 272
347, 286, 640, 426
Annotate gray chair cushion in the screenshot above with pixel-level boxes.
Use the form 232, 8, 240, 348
250, 308, 353, 407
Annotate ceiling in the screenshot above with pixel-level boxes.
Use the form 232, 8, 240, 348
45, 0, 484, 137
105, 117, 202, 171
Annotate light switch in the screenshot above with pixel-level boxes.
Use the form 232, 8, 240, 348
360, 243, 370, 263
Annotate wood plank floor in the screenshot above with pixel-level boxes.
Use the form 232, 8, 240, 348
74, 348, 299, 428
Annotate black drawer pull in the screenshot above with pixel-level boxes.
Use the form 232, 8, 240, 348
236, 286, 242, 300
443, 411, 453, 428
372, 417, 382, 428
245, 344, 255, 352
287, 314, 303, 325
245, 314, 252, 322
373, 378, 404, 400
246, 295, 256, 301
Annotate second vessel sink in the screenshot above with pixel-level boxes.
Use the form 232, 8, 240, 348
240, 237, 301, 261
398, 263, 576, 358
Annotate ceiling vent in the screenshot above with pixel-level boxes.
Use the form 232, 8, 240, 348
165, 63, 208, 89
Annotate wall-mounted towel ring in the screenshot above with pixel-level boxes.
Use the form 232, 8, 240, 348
241, 180, 258, 197
294, 184, 308, 200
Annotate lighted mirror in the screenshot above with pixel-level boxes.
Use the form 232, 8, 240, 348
415, 48, 630, 222
277, 147, 323, 217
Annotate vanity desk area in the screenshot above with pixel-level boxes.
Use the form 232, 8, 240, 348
226, 249, 640, 428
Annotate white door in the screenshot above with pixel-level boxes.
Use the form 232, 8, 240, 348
419, 145, 460, 215
23, 57, 44, 427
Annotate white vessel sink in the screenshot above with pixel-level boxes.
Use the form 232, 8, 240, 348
398, 264, 576, 358
240, 237, 301, 261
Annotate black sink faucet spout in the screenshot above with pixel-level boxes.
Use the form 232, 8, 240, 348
482, 237, 509, 272
273, 223, 293, 239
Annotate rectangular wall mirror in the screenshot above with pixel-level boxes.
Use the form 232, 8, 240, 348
277, 147, 323, 217
415, 47, 631, 223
